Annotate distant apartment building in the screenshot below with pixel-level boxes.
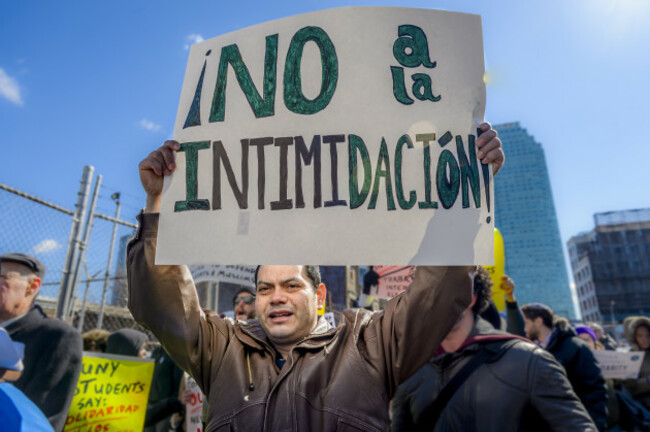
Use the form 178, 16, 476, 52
568, 209, 650, 323
493, 122, 574, 318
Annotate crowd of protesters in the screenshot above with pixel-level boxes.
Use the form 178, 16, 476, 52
3, 251, 650, 431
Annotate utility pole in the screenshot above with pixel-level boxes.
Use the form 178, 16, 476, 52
97, 193, 121, 329
58, 166, 94, 320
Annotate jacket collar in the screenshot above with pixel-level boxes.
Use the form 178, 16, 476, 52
235, 316, 338, 352
435, 317, 530, 357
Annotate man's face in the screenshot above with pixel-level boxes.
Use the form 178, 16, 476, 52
255, 266, 325, 348
524, 317, 540, 341
0, 262, 38, 322
234, 292, 256, 320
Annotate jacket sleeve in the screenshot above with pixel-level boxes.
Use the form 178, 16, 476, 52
127, 212, 231, 396
529, 349, 598, 431
356, 266, 473, 397
505, 300, 526, 337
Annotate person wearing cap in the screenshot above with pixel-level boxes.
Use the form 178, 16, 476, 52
0, 327, 55, 431
522, 303, 608, 431
232, 287, 256, 320
0, 253, 82, 432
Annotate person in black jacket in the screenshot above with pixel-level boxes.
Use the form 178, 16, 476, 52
391, 268, 596, 431
1, 253, 82, 432
522, 303, 608, 431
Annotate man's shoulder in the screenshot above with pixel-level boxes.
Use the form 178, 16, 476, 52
11, 306, 80, 344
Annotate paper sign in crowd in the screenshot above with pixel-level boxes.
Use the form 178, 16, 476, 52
64, 353, 154, 432
593, 350, 646, 380
157, 7, 492, 266
184, 373, 205, 432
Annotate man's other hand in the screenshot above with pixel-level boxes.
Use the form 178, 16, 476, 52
139, 140, 180, 213
476, 122, 505, 175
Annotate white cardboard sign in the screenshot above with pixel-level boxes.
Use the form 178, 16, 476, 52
593, 350, 646, 380
157, 6, 492, 265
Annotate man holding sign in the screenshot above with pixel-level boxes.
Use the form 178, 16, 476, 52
129, 7, 504, 430
131, 129, 501, 431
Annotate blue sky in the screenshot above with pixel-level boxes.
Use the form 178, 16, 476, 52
1, 0, 649, 270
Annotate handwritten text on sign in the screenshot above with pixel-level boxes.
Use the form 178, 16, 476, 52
64, 353, 154, 432
157, 7, 491, 265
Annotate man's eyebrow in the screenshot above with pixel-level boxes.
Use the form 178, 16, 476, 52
281, 277, 303, 285
256, 277, 303, 286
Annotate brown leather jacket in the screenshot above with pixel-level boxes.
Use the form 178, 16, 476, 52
127, 213, 472, 432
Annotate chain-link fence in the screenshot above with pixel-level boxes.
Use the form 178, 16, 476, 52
0, 177, 151, 337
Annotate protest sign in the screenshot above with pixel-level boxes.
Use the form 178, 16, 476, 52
593, 350, 646, 379
65, 353, 154, 432
184, 373, 205, 432
373, 265, 415, 299
190, 264, 256, 287
157, 6, 491, 265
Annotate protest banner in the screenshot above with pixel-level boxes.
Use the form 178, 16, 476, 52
157, 6, 491, 265
485, 228, 505, 310
184, 373, 204, 432
372, 265, 415, 299
64, 353, 154, 432
189, 264, 256, 287
593, 350, 646, 380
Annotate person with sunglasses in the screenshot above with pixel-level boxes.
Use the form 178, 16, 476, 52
233, 288, 256, 320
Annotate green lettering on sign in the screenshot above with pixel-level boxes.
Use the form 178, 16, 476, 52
209, 34, 278, 122
284, 26, 338, 114
175, 141, 211, 212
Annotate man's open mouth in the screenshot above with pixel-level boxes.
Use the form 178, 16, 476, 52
269, 310, 293, 323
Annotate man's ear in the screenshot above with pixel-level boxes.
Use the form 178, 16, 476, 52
26, 276, 41, 299
469, 293, 477, 309
316, 283, 327, 309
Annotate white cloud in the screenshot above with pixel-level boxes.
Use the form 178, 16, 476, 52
0, 68, 24, 106
185, 34, 204, 50
139, 119, 162, 132
32, 239, 61, 254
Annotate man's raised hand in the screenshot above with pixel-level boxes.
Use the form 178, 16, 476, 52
139, 140, 180, 213
476, 122, 505, 175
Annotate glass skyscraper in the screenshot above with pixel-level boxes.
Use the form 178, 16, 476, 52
494, 122, 574, 318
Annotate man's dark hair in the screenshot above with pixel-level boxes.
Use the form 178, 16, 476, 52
472, 267, 492, 315
254, 265, 322, 290
521, 303, 554, 328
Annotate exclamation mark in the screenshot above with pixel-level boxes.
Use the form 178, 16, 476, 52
477, 127, 492, 224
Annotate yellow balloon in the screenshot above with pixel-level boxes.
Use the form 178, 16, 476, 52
484, 228, 506, 311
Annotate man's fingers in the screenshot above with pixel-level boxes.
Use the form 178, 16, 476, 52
159, 146, 177, 174
139, 156, 165, 176
476, 129, 497, 149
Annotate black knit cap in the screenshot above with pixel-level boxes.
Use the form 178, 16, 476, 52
0, 253, 46, 278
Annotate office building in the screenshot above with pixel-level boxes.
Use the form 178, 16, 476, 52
568, 209, 650, 323
494, 122, 574, 318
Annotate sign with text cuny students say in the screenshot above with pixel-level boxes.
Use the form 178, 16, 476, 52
157, 6, 493, 265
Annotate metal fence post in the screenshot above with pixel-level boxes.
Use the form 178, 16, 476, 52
97, 193, 121, 329
66, 174, 102, 321
77, 268, 101, 332
57, 166, 94, 320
